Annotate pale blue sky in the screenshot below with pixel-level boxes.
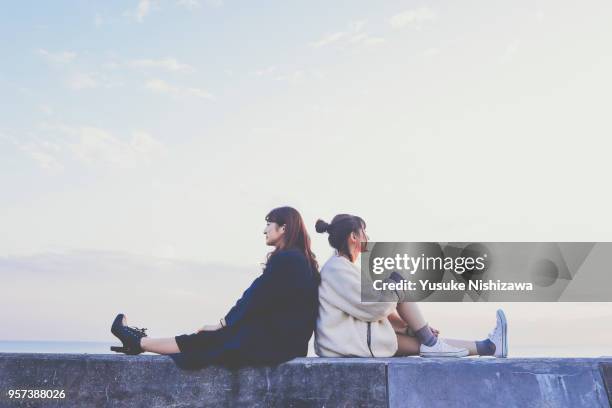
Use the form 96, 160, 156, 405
1, 0, 611, 355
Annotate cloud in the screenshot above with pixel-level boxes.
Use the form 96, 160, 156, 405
310, 32, 347, 48
176, 0, 201, 9
349, 33, 385, 46
18, 141, 64, 172
145, 78, 214, 100
130, 130, 165, 157
37, 51, 119, 90
123, 0, 153, 22
310, 21, 384, 48
65, 126, 164, 167
18, 123, 165, 170
124, 0, 220, 22
176, 0, 224, 8
252, 66, 325, 83
37, 49, 77, 65
136, 0, 152, 21
389, 7, 437, 29
129, 57, 195, 72
66, 72, 121, 90
67, 72, 98, 90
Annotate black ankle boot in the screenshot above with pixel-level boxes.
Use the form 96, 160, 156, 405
111, 313, 148, 355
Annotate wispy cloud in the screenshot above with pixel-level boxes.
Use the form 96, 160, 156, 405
176, 0, 224, 9
129, 57, 195, 72
145, 78, 214, 99
136, 0, 152, 21
37, 51, 119, 90
177, 0, 202, 9
64, 126, 164, 167
37, 49, 77, 65
311, 31, 347, 48
124, 0, 220, 22
201, 0, 224, 7
123, 0, 153, 22
389, 7, 437, 29
67, 72, 98, 90
66, 72, 120, 90
18, 141, 63, 171
310, 21, 384, 48
18, 123, 165, 171
252, 66, 325, 83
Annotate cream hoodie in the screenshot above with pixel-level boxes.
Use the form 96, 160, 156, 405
314, 254, 398, 357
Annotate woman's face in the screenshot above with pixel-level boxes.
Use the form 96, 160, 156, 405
263, 221, 285, 247
348, 227, 369, 257
356, 228, 369, 253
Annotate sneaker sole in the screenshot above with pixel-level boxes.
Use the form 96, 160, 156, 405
420, 349, 469, 358
497, 309, 508, 358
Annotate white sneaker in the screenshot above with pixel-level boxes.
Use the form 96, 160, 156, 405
420, 338, 469, 358
487, 309, 508, 358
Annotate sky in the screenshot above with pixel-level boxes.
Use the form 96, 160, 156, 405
1, 0, 611, 356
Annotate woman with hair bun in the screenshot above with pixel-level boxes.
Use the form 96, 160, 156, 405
314, 214, 508, 358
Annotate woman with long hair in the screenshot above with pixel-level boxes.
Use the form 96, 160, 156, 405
110, 206, 320, 369
314, 214, 508, 359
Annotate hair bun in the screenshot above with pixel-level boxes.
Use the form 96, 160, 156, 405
315, 219, 330, 233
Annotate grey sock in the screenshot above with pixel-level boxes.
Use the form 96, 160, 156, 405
415, 324, 437, 347
476, 339, 495, 356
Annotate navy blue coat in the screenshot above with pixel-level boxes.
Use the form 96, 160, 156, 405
170, 248, 319, 369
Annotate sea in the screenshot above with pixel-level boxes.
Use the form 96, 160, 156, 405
1, 340, 611, 357
0, 341, 117, 354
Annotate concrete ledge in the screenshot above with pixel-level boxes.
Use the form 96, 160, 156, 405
387, 358, 611, 408
1, 354, 611, 407
601, 362, 612, 404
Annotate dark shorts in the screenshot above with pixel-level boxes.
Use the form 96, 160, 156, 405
171, 329, 241, 369
174, 329, 226, 354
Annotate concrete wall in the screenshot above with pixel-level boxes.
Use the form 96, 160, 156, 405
1, 354, 611, 407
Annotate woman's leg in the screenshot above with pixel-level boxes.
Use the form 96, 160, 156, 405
395, 302, 440, 348
395, 302, 427, 331
395, 302, 477, 355
393, 304, 505, 357
140, 337, 181, 354
445, 309, 507, 357
394, 333, 421, 356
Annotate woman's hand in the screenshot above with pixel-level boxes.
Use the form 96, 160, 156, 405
388, 311, 409, 333
196, 322, 222, 333
430, 326, 440, 336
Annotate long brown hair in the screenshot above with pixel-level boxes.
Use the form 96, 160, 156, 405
265, 206, 319, 272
